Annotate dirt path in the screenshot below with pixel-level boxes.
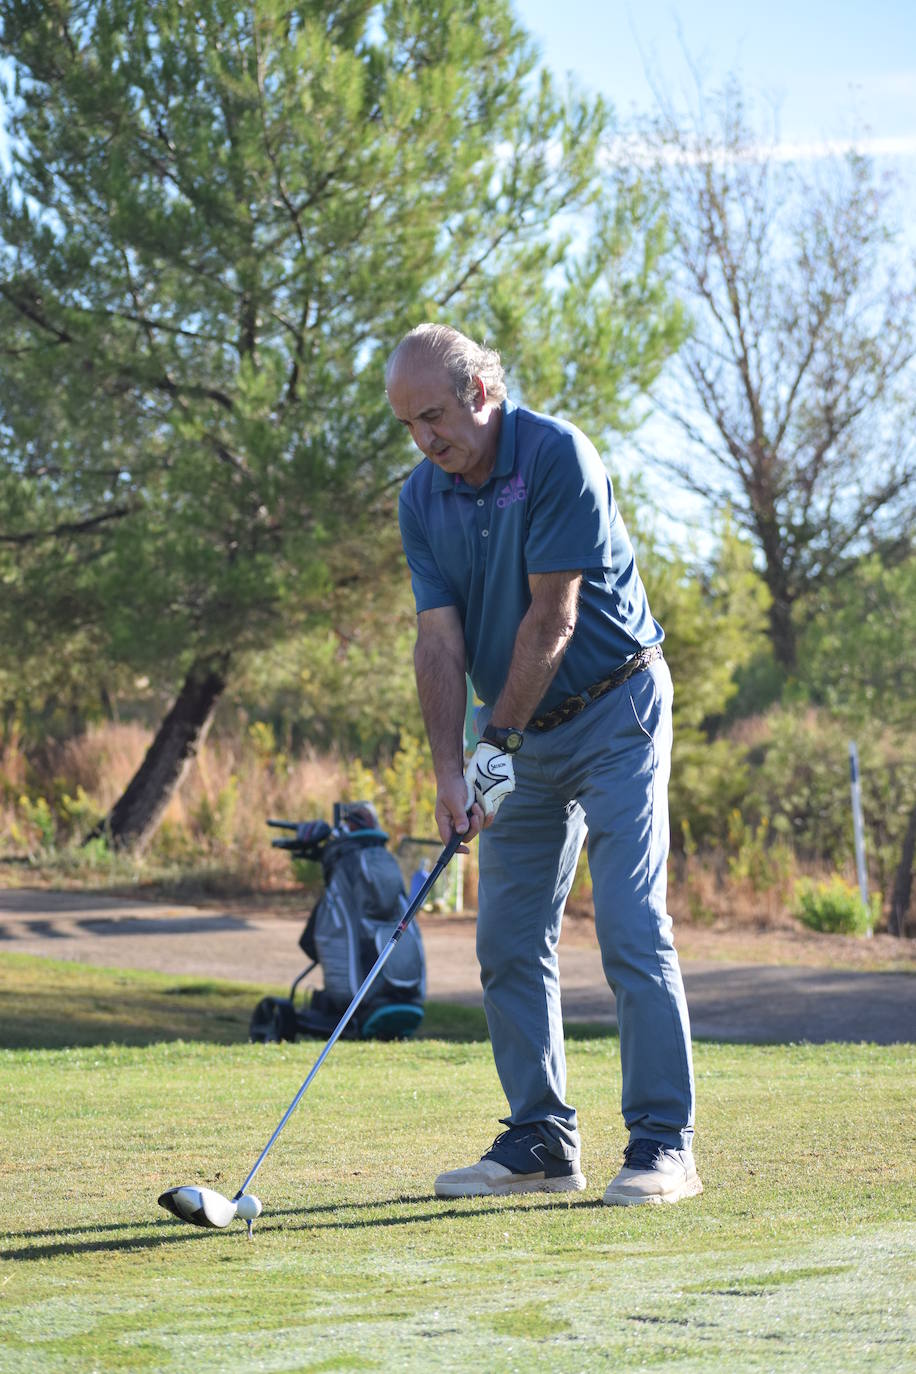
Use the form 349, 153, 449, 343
2, 887, 913, 1044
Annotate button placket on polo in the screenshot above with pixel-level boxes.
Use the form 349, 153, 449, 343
474, 490, 492, 546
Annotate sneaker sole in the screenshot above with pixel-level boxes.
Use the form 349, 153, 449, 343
603, 1175, 703, 1207
435, 1172, 587, 1199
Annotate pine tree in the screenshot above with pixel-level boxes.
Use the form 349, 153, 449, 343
0, 0, 684, 847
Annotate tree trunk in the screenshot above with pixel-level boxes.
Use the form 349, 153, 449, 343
889, 797, 916, 938
87, 652, 230, 853
766, 592, 797, 673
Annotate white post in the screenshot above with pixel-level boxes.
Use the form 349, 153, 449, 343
848, 741, 872, 938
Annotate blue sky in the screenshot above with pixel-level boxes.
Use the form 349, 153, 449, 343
514, 0, 916, 153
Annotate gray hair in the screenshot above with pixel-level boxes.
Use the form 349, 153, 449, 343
385, 323, 508, 407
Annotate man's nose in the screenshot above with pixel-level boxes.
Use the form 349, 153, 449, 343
414, 420, 435, 453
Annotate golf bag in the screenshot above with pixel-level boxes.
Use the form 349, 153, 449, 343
250, 805, 426, 1043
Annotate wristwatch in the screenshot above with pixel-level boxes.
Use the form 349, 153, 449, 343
482, 724, 524, 753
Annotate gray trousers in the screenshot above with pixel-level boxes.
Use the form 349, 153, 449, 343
476, 659, 695, 1160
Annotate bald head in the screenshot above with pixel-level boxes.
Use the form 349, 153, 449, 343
386, 324, 505, 488
385, 324, 508, 408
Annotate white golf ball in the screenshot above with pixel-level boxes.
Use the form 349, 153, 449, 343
235, 1193, 262, 1221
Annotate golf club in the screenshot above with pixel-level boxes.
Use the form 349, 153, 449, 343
158, 821, 466, 1234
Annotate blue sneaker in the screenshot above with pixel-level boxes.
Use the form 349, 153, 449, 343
602, 1137, 702, 1206
434, 1126, 586, 1198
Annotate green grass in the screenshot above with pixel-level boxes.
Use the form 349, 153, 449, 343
0, 957, 914, 1373
0, 953, 488, 1048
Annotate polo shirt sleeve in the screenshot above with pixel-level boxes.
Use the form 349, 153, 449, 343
524, 427, 613, 574
398, 489, 456, 613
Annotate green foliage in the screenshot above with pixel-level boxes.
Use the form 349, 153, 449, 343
15, 785, 105, 853
796, 552, 916, 728
246, 721, 284, 770
147, 816, 199, 866
490, 180, 689, 429
288, 854, 317, 888
635, 513, 771, 847
58, 784, 105, 835
720, 647, 788, 724
643, 514, 772, 731
668, 735, 750, 852
346, 730, 438, 841
191, 774, 240, 850
726, 811, 795, 894
236, 584, 425, 761
14, 779, 103, 851
16, 792, 55, 849
748, 710, 857, 860
299, 627, 424, 758
793, 550, 916, 932
78, 833, 115, 869
793, 876, 879, 937
743, 706, 915, 902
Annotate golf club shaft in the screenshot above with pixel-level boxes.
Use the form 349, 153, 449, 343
234, 824, 465, 1199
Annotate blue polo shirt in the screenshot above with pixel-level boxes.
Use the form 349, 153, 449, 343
398, 399, 663, 714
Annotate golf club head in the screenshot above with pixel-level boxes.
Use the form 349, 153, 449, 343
158, 1186, 238, 1229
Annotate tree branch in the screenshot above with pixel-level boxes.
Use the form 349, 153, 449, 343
0, 506, 131, 546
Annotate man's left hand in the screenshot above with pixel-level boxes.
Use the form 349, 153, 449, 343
464, 741, 516, 820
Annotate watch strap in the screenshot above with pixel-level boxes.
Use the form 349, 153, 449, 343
482, 724, 524, 753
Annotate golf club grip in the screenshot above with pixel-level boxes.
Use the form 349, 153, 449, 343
235, 818, 469, 1198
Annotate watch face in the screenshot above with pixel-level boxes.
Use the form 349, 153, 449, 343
484, 725, 524, 752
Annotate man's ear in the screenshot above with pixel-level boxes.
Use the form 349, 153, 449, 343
472, 376, 487, 411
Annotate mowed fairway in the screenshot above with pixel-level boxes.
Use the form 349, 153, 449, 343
0, 956, 913, 1373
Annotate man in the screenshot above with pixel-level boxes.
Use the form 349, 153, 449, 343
386, 323, 701, 1206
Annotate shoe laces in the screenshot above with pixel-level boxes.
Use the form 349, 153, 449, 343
623, 1138, 669, 1170
484, 1126, 534, 1157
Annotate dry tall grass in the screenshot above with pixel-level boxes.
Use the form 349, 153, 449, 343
1, 722, 350, 890
0, 721, 449, 897
0, 722, 892, 934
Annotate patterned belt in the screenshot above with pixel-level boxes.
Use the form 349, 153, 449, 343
527, 645, 664, 733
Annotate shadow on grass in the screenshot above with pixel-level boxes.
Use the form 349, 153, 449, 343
0, 953, 618, 1049
1, 1229, 245, 1261
2, 1193, 603, 1262
424, 1006, 617, 1043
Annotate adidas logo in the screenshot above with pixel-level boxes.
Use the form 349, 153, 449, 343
496, 474, 527, 509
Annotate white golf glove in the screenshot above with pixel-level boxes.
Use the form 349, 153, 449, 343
464, 741, 516, 820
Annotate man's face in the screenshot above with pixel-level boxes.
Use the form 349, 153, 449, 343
387, 352, 498, 488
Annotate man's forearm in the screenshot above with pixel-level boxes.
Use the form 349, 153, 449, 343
490, 572, 580, 728
414, 628, 467, 781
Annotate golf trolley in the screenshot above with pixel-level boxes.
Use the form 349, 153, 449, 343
249, 802, 427, 1044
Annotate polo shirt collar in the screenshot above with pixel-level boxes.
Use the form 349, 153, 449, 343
429, 399, 518, 493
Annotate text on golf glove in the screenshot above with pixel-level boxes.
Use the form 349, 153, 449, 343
464, 741, 516, 819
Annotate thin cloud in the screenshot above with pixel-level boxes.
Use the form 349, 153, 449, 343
767, 135, 916, 163
605, 133, 916, 167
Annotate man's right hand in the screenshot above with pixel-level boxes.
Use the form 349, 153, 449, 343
435, 774, 483, 851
